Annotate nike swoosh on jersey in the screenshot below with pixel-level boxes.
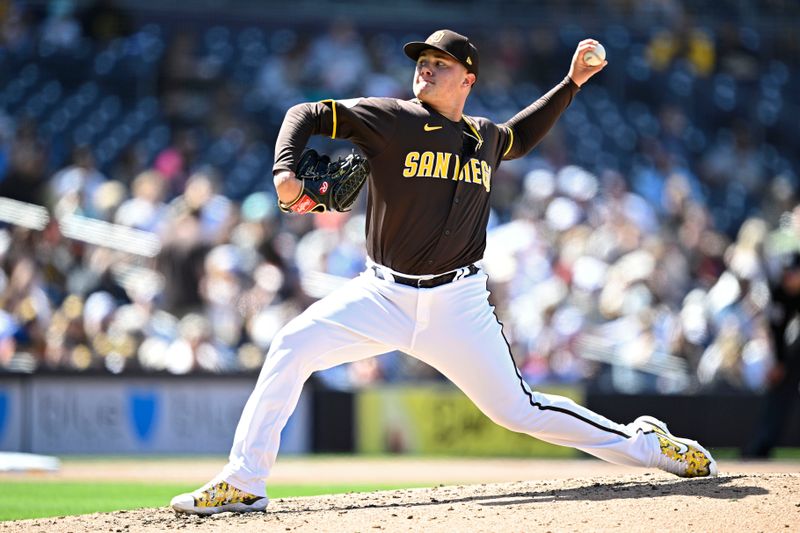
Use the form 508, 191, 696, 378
423, 123, 443, 131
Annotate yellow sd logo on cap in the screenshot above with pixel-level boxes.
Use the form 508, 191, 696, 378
429, 31, 445, 43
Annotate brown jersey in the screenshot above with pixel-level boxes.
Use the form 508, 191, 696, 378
274, 76, 579, 275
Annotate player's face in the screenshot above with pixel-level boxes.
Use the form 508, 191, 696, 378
413, 50, 471, 105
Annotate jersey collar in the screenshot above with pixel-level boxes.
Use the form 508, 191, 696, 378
411, 99, 484, 149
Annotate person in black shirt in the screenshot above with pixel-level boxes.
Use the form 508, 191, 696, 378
743, 252, 800, 457
171, 29, 717, 516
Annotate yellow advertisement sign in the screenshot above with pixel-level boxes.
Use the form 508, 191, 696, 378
356, 384, 582, 457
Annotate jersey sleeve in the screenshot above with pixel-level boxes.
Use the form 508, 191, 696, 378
465, 117, 516, 168
273, 98, 398, 174
496, 124, 516, 162
498, 76, 579, 161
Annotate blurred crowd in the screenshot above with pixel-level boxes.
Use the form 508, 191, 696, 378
1, 0, 799, 394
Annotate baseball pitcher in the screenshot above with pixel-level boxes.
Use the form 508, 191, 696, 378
171, 29, 717, 515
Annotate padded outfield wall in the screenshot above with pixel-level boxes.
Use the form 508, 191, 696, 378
1, 374, 797, 455
0, 373, 310, 455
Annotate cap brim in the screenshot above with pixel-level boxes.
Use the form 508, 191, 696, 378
403, 41, 457, 63
403, 41, 477, 78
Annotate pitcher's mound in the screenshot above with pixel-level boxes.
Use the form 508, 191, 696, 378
5, 473, 799, 532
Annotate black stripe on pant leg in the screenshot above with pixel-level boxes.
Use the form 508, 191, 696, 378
484, 280, 631, 439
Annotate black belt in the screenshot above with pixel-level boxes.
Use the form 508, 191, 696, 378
371, 264, 479, 289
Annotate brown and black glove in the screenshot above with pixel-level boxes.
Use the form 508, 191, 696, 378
279, 149, 369, 214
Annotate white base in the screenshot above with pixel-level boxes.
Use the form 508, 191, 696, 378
0, 452, 61, 472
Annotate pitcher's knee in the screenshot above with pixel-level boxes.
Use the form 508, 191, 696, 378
485, 409, 535, 434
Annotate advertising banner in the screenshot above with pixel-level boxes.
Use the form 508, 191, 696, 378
0, 378, 24, 452
356, 384, 582, 457
25, 376, 309, 455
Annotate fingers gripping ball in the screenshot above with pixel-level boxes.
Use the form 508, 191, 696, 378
279, 149, 370, 214
583, 42, 606, 67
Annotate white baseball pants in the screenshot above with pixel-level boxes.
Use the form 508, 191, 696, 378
221, 266, 660, 496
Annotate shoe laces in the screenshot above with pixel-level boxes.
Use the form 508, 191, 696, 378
195, 481, 260, 507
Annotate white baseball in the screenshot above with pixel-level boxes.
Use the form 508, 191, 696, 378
583, 42, 606, 67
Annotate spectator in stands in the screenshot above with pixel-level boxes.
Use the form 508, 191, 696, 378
114, 169, 168, 232
167, 168, 234, 242
48, 145, 107, 218
43, 293, 85, 369
153, 129, 201, 198
0, 254, 51, 363
156, 209, 210, 317
0, 7, 798, 392
744, 251, 800, 457
108, 143, 147, 187
645, 24, 715, 76
255, 32, 307, 110
697, 222, 771, 390
199, 244, 248, 351
0, 117, 49, 205
0, 308, 20, 369
303, 20, 370, 98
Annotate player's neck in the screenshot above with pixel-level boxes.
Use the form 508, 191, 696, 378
421, 99, 465, 123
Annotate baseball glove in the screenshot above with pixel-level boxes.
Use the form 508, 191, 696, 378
278, 149, 369, 214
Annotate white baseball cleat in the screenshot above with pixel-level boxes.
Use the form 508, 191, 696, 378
170, 480, 268, 515
635, 415, 718, 478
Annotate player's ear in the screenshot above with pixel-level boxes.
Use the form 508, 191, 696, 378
464, 73, 476, 88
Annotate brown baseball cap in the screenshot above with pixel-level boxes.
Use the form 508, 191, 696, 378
403, 29, 479, 78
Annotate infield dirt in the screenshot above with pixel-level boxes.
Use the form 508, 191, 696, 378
3, 459, 800, 532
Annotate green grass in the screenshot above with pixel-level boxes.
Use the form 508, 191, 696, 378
1, 481, 431, 522
772, 448, 800, 459
6, 449, 799, 522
